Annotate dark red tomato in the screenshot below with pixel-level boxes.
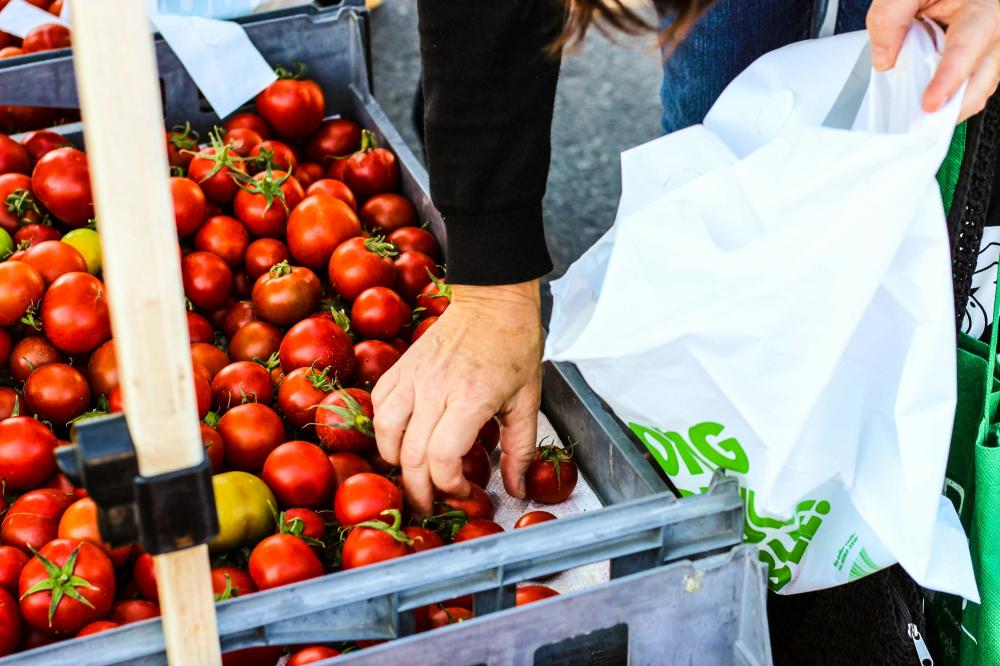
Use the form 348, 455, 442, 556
276, 365, 333, 430
0, 261, 43, 327
12, 223, 60, 251
525, 444, 578, 505
107, 600, 159, 625
211, 361, 273, 412
288, 646, 342, 665
516, 585, 560, 606
329, 236, 396, 301
222, 127, 263, 158
129, 551, 159, 603
305, 118, 362, 165
218, 402, 284, 471
181, 251, 233, 311
0, 417, 57, 490
20, 130, 73, 166
251, 261, 321, 327
19, 539, 114, 635
188, 146, 247, 204
428, 606, 474, 628
9, 336, 62, 383
454, 519, 504, 543
0, 173, 40, 232
248, 533, 323, 590
224, 112, 272, 139
316, 388, 375, 454
82, 339, 115, 398
359, 193, 417, 234
394, 251, 441, 304
281, 507, 325, 542
170, 177, 207, 237
0, 134, 29, 175
194, 215, 249, 269
0, 389, 17, 421
232, 271, 252, 299
57, 497, 133, 568
255, 76, 325, 140
0, 330, 7, 368
41, 272, 112, 354
24, 363, 90, 425
352, 340, 401, 387
387, 226, 441, 261
21, 24, 70, 53
31, 147, 93, 227
307, 178, 357, 211
341, 522, 412, 570
387, 333, 411, 354
435, 483, 495, 521
262, 441, 334, 508
325, 157, 346, 182
76, 620, 119, 637
190, 342, 229, 380
334, 472, 402, 526
351, 287, 411, 340
244, 238, 290, 281
248, 140, 297, 174
211, 566, 257, 599
107, 386, 123, 413
18, 626, 58, 652
343, 131, 399, 200
294, 162, 325, 189
279, 317, 355, 379
221, 300, 256, 339
0, 588, 18, 656
1, 489, 71, 552
0, 547, 27, 595
461, 443, 492, 489
404, 526, 444, 552
416, 278, 451, 317
477, 417, 501, 453
228, 321, 281, 364
165, 124, 198, 169
39, 472, 83, 500
221, 647, 284, 666
233, 169, 304, 238
286, 193, 362, 271
199, 423, 225, 473
327, 451, 373, 492
514, 511, 558, 529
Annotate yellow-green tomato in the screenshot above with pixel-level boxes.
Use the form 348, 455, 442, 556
209, 471, 276, 553
61, 228, 102, 274
0, 228, 11, 259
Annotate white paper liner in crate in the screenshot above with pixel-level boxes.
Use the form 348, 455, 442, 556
484, 411, 610, 594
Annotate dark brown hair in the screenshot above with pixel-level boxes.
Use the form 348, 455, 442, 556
557, 0, 716, 53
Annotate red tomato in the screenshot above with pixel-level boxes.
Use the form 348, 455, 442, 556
350, 287, 411, 340
8, 336, 62, 384
107, 600, 159, 625
251, 261, 321, 327
0, 417, 57, 490
248, 533, 323, 590
288, 646, 342, 665
294, 162, 325, 189
514, 511, 558, 529
435, 483, 495, 521
359, 193, 417, 234
286, 193, 362, 271
410, 316, 435, 344
305, 118, 361, 165
334, 472, 402, 526
222, 127, 262, 157
24, 363, 90, 425
477, 418, 501, 453
211, 566, 257, 599
244, 238, 290, 281
0, 547, 27, 595
454, 519, 504, 543
170, 177, 207, 237
1, 489, 70, 552
0, 390, 16, 421
404, 526, 444, 552
394, 251, 440, 303
190, 342, 229, 380
341, 521, 412, 569
316, 388, 375, 454
343, 131, 399, 199
19, 539, 114, 635
0, 261, 44, 327
181, 251, 233, 311
233, 169, 304, 238
76, 620, 119, 637
224, 112, 272, 139
211, 361, 273, 412
279, 317, 355, 379
329, 236, 396, 301
21, 23, 70, 53
20, 130, 72, 166
255, 75, 325, 140
262, 441, 334, 508
0, 173, 40, 232
194, 215, 249, 269
276, 365, 333, 430
12, 222, 60, 248
280, 507, 325, 542
222, 647, 284, 666
31, 147, 93, 227
0, 330, 8, 369
132, 552, 158, 602
228, 321, 281, 365
525, 444, 578, 505
387, 226, 441, 261
200, 423, 225, 473
0, 134, 30, 175
0, 588, 18, 656
165, 123, 198, 169
40, 272, 111, 354
516, 584, 560, 606
307, 178, 357, 211
416, 278, 451, 318
248, 140, 297, 174
188, 146, 247, 204
221, 300, 256, 338
352, 340, 401, 387
56, 497, 134, 567
182, 311, 212, 346
461, 443, 492, 489
218, 403, 285, 471
327, 451, 373, 492
428, 606, 473, 628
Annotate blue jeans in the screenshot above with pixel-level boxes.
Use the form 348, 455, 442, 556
661, 0, 872, 132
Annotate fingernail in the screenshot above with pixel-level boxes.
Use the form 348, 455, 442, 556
871, 46, 889, 71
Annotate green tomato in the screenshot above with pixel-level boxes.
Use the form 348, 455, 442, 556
0, 228, 11, 260
61, 228, 102, 274
209, 471, 276, 553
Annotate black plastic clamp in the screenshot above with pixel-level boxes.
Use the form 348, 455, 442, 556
56, 413, 219, 555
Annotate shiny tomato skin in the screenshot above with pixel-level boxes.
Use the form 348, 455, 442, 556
224, 112, 272, 139
244, 238, 290, 281
21, 23, 70, 53
57, 497, 133, 567
477, 417, 501, 453
305, 118, 361, 165
327, 452, 373, 493
23, 362, 91, 425
262, 440, 334, 508
12, 223, 60, 249
334, 472, 402, 527
276, 366, 330, 430
0, 417, 57, 490
248, 533, 323, 590
279, 317, 355, 380
394, 251, 441, 304
435, 483, 495, 521
404, 526, 444, 552
387, 226, 441, 261
0, 173, 37, 232
211, 361, 273, 412
516, 584, 560, 606
417, 280, 451, 317
200, 423, 225, 473
31, 147, 93, 227
461, 443, 492, 489
0, 134, 29, 175
1, 489, 71, 552
228, 320, 281, 364
233, 170, 304, 238
190, 342, 229, 380
283, 508, 325, 542
514, 511, 558, 529
0, 261, 44, 327
170, 176, 207, 237
251, 263, 322, 328
41, 272, 112, 354
218, 402, 285, 471
329, 236, 396, 302
255, 78, 325, 140
19, 539, 114, 635
194, 215, 249, 269
107, 600, 160, 625
344, 147, 399, 200
294, 162, 325, 189
0, 547, 27, 595
223, 127, 263, 157
8, 336, 62, 384
76, 620, 119, 637
352, 339, 401, 388
350, 287, 411, 340
359, 193, 417, 234
132, 552, 158, 602
0, 389, 17, 421
316, 388, 375, 454
288, 646, 342, 665
341, 525, 412, 570
454, 519, 504, 543
211, 566, 257, 599
20, 130, 72, 166
525, 447, 578, 505
184, 311, 213, 345
0, 588, 18, 656
287, 193, 362, 271
427, 606, 473, 629
188, 147, 247, 204
307, 178, 357, 211
221, 300, 256, 339
248, 140, 297, 174
22, 240, 87, 285
181, 251, 233, 311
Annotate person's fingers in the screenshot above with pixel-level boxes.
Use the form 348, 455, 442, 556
426, 401, 496, 497
498, 388, 541, 499
398, 396, 445, 515
923, 3, 1000, 112
867, 0, 923, 71
372, 375, 412, 466
958, 46, 1000, 120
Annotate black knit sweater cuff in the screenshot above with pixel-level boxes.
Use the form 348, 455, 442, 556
443, 206, 552, 285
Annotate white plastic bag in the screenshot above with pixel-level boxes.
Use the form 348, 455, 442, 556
546, 22, 978, 599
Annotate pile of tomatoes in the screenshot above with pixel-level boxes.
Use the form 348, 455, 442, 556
0, 64, 579, 664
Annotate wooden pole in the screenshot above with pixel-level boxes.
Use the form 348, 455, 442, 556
68, 2, 221, 664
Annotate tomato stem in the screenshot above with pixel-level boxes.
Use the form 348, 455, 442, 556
21, 544, 97, 627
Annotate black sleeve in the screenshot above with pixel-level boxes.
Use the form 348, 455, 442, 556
417, 0, 563, 285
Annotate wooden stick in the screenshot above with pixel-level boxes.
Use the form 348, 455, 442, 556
68, 2, 221, 664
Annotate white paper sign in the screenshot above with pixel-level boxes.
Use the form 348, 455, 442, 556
0, 0, 67, 39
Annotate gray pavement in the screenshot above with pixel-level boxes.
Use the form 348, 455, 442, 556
369, 2, 663, 319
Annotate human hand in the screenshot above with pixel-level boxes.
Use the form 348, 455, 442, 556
867, 0, 1000, 121
372, 280, 543, 515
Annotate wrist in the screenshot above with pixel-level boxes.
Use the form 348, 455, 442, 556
451, 280, 541, 311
